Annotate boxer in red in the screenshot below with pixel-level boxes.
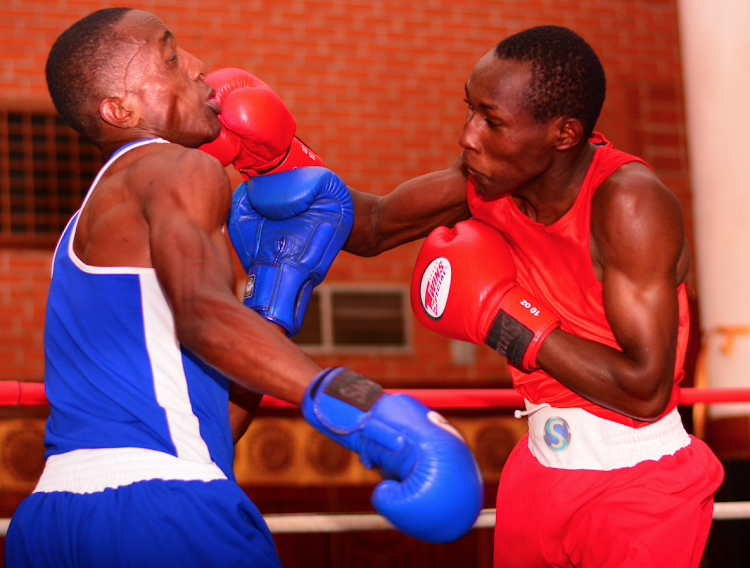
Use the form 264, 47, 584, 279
345, 25, 724, 567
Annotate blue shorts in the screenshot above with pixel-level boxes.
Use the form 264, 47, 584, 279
5, 479, 283, 568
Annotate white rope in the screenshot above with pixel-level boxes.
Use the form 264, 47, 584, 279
264, 508, 497, 533
0, 504, 746, 538
265, 504, 750, 533
712, 501, 750, 520
265, 512, 395, 533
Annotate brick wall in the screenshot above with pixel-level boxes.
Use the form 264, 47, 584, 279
0, 251, 48, 381
0, 0, 692, 385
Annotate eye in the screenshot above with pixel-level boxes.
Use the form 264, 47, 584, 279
485, 118, 500, 128
463, 98, 473, 110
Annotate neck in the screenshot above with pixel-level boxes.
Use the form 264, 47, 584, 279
512, 141, 597, 225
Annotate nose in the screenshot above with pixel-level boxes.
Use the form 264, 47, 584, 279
459, 110, 480, 152
184, 50, 205, 81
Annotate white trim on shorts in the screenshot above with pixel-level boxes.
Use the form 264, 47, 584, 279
521, 401, 691, 471
33, 448, 227, 494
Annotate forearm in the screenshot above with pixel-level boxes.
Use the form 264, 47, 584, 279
227, 323, 292, 443
177, 293, 320, 406
344, 160, 471, 257
536, 328, 676, 421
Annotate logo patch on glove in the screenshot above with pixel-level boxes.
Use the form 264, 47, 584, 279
420, 257, 452, 320
324, 370, 383, 411
243, 275, 255, 299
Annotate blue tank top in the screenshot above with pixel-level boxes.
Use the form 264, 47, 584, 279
43, 139, 235, 480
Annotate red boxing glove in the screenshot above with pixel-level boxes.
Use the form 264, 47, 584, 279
411, 220, 560, 371
199, 68, 323, 179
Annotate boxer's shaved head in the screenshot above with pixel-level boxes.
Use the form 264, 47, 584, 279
46, 7, 134, 145
495, 25, 606, 139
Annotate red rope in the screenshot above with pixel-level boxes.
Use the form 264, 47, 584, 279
259, 387, 750, 409
5, 381, 750, 408
0, 382, 47, 406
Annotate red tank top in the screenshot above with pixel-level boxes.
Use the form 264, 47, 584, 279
466, 133, 689, 427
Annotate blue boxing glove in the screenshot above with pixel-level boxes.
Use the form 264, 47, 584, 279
227, 167, 354, 336
301, 367, 484, 543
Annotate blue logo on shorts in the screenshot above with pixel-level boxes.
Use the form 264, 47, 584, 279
544, 417, 571, 451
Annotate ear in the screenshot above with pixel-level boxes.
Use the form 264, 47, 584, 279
100, 96, 139, 129
552, 117, 585, 151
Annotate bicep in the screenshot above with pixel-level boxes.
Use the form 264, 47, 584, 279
596, 171, 685, 377
150, 212, 236, 311
143, 152, 237, 326
602, 266, 680, 374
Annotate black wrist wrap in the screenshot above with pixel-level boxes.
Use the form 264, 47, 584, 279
484, 311, 533, 368
323, 369, 383, 411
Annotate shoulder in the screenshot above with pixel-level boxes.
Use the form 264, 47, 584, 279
122, 144, 233, 231
592, 161, 684, 234
130, 143, 229, 187
591, 161, 685, 273
131, 144, 232, 208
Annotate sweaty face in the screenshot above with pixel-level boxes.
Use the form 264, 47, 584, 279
113, 10, 221, 147
459, 53, 559, 199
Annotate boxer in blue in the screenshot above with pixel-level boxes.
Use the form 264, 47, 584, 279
5, 8, 482, 567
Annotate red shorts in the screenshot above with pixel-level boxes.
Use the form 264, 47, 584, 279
494, 434, 723, 568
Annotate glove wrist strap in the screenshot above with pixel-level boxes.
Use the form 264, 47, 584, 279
485, 286, 560, 371
322, 368, 384, 411
302, 368, 383, 440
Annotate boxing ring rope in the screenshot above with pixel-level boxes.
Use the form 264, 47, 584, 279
2, 380, 750, 536
7, 381, 750, 409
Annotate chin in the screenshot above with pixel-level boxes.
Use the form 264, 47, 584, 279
209, 122, 222, 142
187, 125, 221, 149
474, 179, 506, 201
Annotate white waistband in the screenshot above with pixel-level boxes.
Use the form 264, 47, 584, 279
523, 402, 691, 471
34, 448, 227, 494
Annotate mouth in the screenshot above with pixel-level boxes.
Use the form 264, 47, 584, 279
464, 164, 493, 196
462, 151, 482, 179
206, 88, 222, 114
466, 166, 486, 182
